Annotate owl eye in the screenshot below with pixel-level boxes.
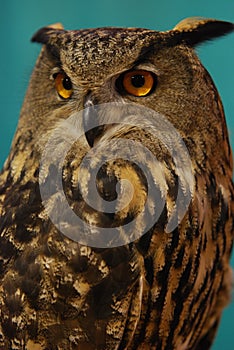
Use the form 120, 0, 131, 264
54, 72, 73, 99
117, 70, 157, 97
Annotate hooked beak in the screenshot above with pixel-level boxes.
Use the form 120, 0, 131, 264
83, 96, 105, 147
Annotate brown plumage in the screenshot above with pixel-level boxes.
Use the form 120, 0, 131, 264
0, 18, 233, 349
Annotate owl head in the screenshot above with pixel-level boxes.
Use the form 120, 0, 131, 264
17, 18, 232, 146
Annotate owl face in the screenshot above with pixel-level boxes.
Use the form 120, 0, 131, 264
22, 20, 231, 154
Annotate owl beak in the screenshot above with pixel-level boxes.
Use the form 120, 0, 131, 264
83, 96, 105, 147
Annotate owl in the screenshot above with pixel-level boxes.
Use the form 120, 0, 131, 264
0, 17, 233, 350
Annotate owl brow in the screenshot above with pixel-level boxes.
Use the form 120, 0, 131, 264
46, 44, 61, 63
132, 42, 158, 66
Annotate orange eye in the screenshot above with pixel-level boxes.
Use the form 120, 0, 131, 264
119, 70, 156, 97
54, 72, 73, 99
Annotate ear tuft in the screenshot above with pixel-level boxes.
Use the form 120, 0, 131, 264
47, 23, 64, 30
173, 17, 234, 46
31, 23, 65, 44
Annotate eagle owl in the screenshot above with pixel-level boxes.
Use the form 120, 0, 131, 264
0, 17, 233, 350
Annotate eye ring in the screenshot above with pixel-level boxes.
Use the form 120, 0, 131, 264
54, 72, 73, 99
116, 69, 157, 97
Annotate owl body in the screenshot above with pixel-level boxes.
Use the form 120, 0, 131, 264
0, 18, 233, 350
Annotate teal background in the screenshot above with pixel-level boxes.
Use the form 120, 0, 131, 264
0, 1, 233, 348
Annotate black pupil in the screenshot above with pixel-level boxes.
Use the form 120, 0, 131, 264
131, 74, 145, 88
63, 76, 72, 90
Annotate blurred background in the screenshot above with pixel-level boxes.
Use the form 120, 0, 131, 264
0, 1, 233, 348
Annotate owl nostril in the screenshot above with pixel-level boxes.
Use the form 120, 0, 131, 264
83, 96, 104, 147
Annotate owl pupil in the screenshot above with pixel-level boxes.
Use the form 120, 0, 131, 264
63, 77, 72, 90
131, 75, 145, 88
